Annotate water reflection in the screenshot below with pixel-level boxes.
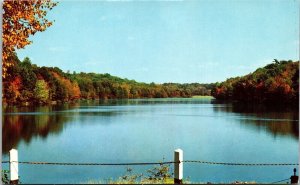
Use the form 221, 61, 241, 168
2, 101, 144, 154
3, 98, 299, 155
2, 106, 74, 154
212, 102, 299, 139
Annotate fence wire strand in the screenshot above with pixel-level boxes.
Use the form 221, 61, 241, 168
183, 160, 299, 166
2, 161, 175, 166
269, 177, 290, 184
1, 160, 298, 166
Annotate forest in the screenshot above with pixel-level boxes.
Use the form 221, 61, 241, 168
3, 54, 213, 105
211, 60, 299, 105
3, 54, 298, 106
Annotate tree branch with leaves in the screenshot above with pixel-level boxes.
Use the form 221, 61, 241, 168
2, 0, 57, 78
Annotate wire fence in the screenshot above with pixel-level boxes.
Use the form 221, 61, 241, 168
2, 159, 298, 184
2, 160, 298, 166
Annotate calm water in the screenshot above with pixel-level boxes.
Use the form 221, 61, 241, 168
2, 98, 299, 183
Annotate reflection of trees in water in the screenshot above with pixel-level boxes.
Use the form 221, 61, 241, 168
4, 99, 297, 155
237, 115, 298, 139
212, 102, 299, 139
2, 106, 76, 154
2, 103, 129, 154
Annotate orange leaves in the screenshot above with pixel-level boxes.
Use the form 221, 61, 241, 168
6, 76, 23, 100
72, 82, 81, 99
52, 72, 81, 100
2, 0, 57, 78
268, 76, 293, 96
11, 76, 22, 92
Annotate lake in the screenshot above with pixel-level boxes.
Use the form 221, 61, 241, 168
2, 97, 299, 183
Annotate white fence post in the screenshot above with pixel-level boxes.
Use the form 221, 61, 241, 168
174, 149, 183, 184
9, 149, 19, 184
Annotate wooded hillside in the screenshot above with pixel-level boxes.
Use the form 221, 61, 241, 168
211, 60, 299, 105
3, 54, 212, 105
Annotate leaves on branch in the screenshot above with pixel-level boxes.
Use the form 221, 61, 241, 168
2, 0, 57, 78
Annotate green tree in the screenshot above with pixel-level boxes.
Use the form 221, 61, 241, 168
34, 79, 49, 104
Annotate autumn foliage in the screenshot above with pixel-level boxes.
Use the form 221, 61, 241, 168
211, 60, 299, 105
2, 0, 57, 78
52, 72, 81, 100
3, 55, 81, 105
3, 54, 212, 105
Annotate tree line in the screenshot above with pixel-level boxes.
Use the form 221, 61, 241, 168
211, 60, 299, 105
3, 54, 298, 106
3, 54, 213, 105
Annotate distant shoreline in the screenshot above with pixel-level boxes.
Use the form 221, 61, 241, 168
3, 96, 215, 107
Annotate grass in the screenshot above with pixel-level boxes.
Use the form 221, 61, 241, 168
82, 164, 190, 184
84, 179, 256, 184
191, 95, 214, 99
80, 163, 256, 184
84, 177, 190, 184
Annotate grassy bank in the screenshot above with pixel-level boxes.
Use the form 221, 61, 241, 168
192, 95, 214, 99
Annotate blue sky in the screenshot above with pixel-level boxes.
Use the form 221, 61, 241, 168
17, 0, 299, 84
